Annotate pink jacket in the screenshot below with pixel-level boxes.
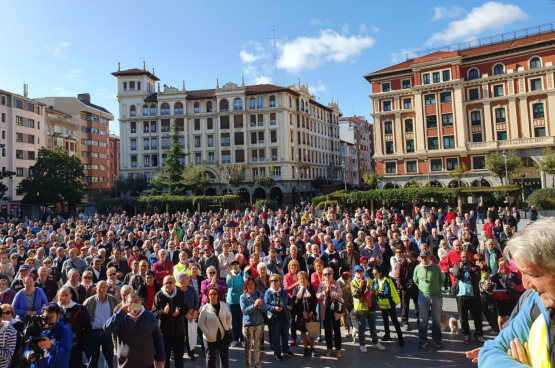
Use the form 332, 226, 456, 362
153, 260, 174, 283
283, 272, 298, 298
316, 280, 343, 321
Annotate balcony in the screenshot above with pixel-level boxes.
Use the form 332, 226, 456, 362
221, 142, 231, 147
161, 126, 170, 133
466, 136, 555, 151
131, 146, 137, 151
144, 145, 150, 150
270, 120, 276, 125
161, 145, 170, 150
272, 156, 278, 161
131, 162, 138, 168
130, 128, 137, 133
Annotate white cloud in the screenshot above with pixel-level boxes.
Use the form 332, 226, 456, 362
53, 87, 73, 97
64, 68, 83, 81
45, 42, 70, 59
277, 29, 375, 73
239, 50, 265, 63
426, 2, 528, 45
431, 5, 466, 21
341, 23, 349, 34
309, 19, 328, 26
253, 75, 273, 84
309, 81, 327, 94
371, 24, 379, 33
391, 49, 415, 63
358, 24, 379, 33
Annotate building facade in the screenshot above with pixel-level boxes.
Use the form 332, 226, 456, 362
340, 139, 358, 188
364, 27, 555, 194
112, 64, 342, 205
45, 107, 79, 156
0, 88, 45, 215
36, 94, 114, 198
109, 133, 120, 185
339, 116, 374, 187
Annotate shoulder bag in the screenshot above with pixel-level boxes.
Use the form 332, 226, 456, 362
214, 303, 234, 344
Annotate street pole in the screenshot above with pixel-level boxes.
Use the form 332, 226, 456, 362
342, 160, 347, 190
424, 157, 430, 185
502, 151, 508, 185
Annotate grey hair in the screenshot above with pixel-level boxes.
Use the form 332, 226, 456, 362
257, 262, 267, 271
120, 285, 133, 295
176, 271, 189, 284
57, 286, 71, 295
504, 219, 555, 270
68, 268, 80, 278
206, 266, 217, 274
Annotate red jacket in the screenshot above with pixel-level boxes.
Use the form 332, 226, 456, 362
153, 260, 174, 283
482, 222, 494, 239
445, 212, 456, 225
439, 250, 475, 285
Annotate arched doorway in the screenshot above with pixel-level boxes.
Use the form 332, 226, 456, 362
428, 180, 444, 188
447, 179, 468, 188
384, 182, 401, 189
253, 188, 266, 201
205, 188, 217, 196
237, 188, 250, 204
471, 179, 491, 187
270, 187, 283, 206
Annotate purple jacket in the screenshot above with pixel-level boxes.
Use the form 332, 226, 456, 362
200, 279, 228, 306
0, 289, 16, 304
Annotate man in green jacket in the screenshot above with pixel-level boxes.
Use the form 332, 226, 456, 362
414, 251, 444, 349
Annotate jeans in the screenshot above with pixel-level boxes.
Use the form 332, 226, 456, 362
323, 317, 341, 351
270, 320, 290, 357
89, 330, 114, 368
418, 293, 443, 344
482, 301, 500, 333
356, 313, 379, 346
401, 288, 419, 325
477, 214, 484, 224
206, 338, 229, 368
457, 296, 483, 336
227, 303, 244, 342
163, 334, 185, 368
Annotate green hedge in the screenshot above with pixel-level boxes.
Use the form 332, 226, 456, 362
311, 196, 328, 206
96, 195, 241, 215
316, 200, 338, 210
254, 199, 276, 211
527, 188, 555, 209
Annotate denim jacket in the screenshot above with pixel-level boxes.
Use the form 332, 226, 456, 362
264, 288, 292, 322
240, 290, 267, 326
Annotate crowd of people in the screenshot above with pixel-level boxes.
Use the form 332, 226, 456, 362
0, 202, 544, 368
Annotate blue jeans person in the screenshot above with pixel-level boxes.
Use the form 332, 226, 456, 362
356, 313, 379, 346
418, 293, 443, 345
477, 213, 484, 224
270, 320, 290, 357
89, 330, 114, 368
227, 303, 244, 342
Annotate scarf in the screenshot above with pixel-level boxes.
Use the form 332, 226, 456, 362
296, 285, 310, 300
128, 305, 145, 321
268, 287, 282, 294
60, 300, 76, 311
0, 320, 9, 334
324, 249, 336, 255
65, 281, 81, 293
161, 286, 177, 299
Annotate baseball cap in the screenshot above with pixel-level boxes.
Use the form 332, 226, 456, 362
354, 265, 364, 272
203, 244, 212, 250
420, 251, 431, 257
19, 265, 29, 271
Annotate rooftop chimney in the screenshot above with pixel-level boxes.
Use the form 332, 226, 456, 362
143, 61, 146, 71
78, 93, 91, 103
118, 62, 120, 71
23, 84, 28, 97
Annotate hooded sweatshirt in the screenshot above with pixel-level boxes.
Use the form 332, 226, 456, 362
152, 286, 187, 336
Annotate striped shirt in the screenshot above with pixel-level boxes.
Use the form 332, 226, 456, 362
0, 322, 17, 368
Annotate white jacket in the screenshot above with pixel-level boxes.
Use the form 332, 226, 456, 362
198, 301, 232, 342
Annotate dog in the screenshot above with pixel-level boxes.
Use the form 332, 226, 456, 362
440, 313, 460, 334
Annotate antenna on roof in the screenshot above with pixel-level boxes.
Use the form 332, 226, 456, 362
270, 26, 278, 85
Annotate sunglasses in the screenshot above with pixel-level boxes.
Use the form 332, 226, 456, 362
83, 276, 92, 280
43, 261, 52, 264
108, 273, 116, 276
270, 279, 279, 283
208, 272, 216, 275
323, 273, 332, 276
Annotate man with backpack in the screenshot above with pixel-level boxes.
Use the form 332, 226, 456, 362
396, 250, 420, 331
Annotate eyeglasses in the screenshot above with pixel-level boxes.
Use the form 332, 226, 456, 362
83, 276, 92, 280
323, 273, 332, 276
270, 279, 279, 283
108, 273, 116, 276
164, 281, 174, 285
208, 272, 216, 275
43, 261, 52, 264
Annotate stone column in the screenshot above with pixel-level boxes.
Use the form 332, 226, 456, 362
394, 113, 403, 154
547, 92, 555, 136
482, 102, 493, 142
508, 97, 519, 140
519, 98, 531, 138
453, 85, 467, 147
414, 91, 425, 152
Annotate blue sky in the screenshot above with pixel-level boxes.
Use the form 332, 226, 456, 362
0, 1, 549, 134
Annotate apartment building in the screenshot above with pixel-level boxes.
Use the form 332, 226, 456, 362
0, 88, 45, 215
339, 116, 374, 186
45, 107, 79, 156
364, 24, 555, 192
340, 139, 358, 188
112, 63, 342, 205
109, 133, 120, 185
36, 93, 114, 198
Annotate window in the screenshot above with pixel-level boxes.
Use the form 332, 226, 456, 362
495, 108, 506, 123
270, 95, 276, 107
385, 141, 394, 154
221, 151, 231, 164
273, 166, 281, 176
493, 64, 504, 75
440, 92, 452, 103
220, 99, 229, 112
383, 101, 391, 111
1, 113, 4, 123
174, 102, 183, 115
151, 138, 157, 149
233, 98, 242, 111
257, 97, 263, 109
194, 102, 200, 113
406, 139, 415, 153
533, 103, 545, 119
161, 137, 170, 149
406, 161, 417, 173
426, 115, 437, 129
143, 139, 150, 150
468, 88, 480, 101
497, 131, 508, 141
220, 115, 230, 129
443, 135, 455, 149
471, 111, 481, 126
150, 105, 156, 115
221, 133, 230, 146
206, 101, 213, 112
402, 80, 411, 89
385, 161, 397, 173
531, 78, 543, 91
15, 150, 23, 159
433, 72, 440, 83
16, 168, 23, 177
423, 74, 430, 85
15, 116, 23, 126
143, 105, 148, 116
468, 68, 479, 80
535, 127, 546, 137
195, 153, 201, 164
403, 98, 412, 109
425, 94, 436, 105
431, 159, 442, 171
442, 113, 453, 127
473, 156, 486, 170
194, 119, 200, 131
16, 133, 23, 142
384, 121, 393, 134
472, 133, 483, 143
446, 158, 458, 171
1, 130, 5, 139
249, 98, 255, 109
382, 83, 390, 92
151, 121, 156, 133
207, 118, 213, 130
160, 103, 170, 115
428, 137, 439, 150
530, 57, 541, 69
442, 70, 450, 81
493, 85, 504, 97
404, 119, 414, 132
130, 105, 136, 117
270, 130, 277, 143
270, 112, 276, 125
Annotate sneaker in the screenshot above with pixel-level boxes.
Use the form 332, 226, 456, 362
289, 339, 296, 346
381, 335, 391, 342
402, 324, 410, 332
275, 355, 283, 361
476, 336, 485, 345
419, 341, 427, 349
463, 335, 471, 345
303, 348, 309, 357
230, 341, 238, 347
286, 352, 294, 356
310, 349, 317, 357
326, 349, 332, 357
490, 330, 499, 336
435, 342, 444, 349
337, 351, 342, 358
359, 345, 368, 353
371, 343, 386, 351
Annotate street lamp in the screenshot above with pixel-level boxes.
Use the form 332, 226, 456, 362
224, 169, 231, 194
502, 150, 509, 185
342, 160, 347, 190
520, 174, 526, 202
424, 157, 430, 186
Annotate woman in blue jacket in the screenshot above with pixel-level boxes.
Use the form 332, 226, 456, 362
264, 273, 293, 361
226, 260, 245, 346
12, 276, 48, 321
240, 276, 266, 368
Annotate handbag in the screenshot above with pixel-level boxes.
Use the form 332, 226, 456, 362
492, 289, 509, 300
363, 290, 373, 308
305, 321, 320, 338
330, 299, 345, 314
214, 304, 234, 344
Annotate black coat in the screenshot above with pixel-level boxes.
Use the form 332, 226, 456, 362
69, 284, 89, 304
320, 251, 343, 280
86, 265, 107, 283
283, 255, 307, 273
152, 288, 188, 336
137, 282, 162, 307
35, 278, 59, 302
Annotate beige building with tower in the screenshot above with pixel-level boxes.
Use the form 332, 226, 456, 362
112, 62, 342, 205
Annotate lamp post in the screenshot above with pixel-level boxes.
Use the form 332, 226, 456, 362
502, 150, 509, 185
224, 170, 230, 194
424, 157, 430, 186
520, 174, 526, 202
342, 160, 347, 190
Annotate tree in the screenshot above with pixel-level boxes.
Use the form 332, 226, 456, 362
227, 165, 244, 193
312, 176, 330, 192
182, 164, 212, 194
448, 163, 469, 188
254, 170, 276, 199
363, 170, 385, 189
485, 151, 522, 185
537, 147, 555, 188
164, 118, 187, 194
0, 170, 15, 200
114, 173, 149, 197
18, 147, 85, 209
